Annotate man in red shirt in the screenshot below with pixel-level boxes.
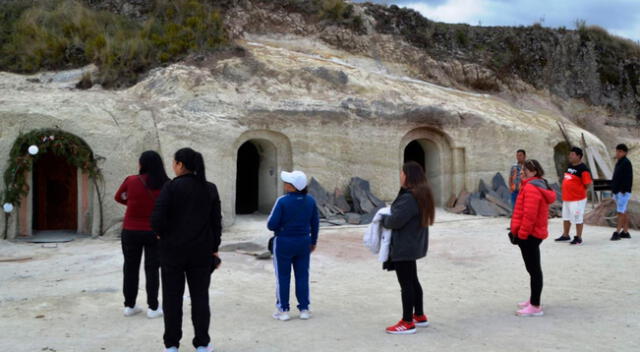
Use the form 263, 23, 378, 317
555, 147, 592, 245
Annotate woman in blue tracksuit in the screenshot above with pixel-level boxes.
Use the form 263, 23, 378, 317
268, 170, 320, 321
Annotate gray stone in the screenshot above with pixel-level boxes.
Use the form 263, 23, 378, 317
448, 190, 470, 214
345, 213, 362, 225
478, 179, 491, 195
492, 172, 508, 191
308, 178, 335, 218
349, 177, 385, 214
485, 191, 512, 213
333, 188, 351, 213
321, 217, 347, 226
469, 198, 508, 217
360, 206, 384, 225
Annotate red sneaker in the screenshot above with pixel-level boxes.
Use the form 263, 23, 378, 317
385, 320, 416, 334
413, 314, 430, 327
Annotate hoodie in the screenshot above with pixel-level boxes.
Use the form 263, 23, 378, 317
510, 177, 557, 240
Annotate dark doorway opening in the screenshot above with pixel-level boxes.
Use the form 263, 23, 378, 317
553, 142, 571, 183
236, 141, 260, 214
403, 139, 443, 205
33, 153, 78, 231
404, 140, 425, 170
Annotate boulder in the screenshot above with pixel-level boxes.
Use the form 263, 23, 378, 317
492, 172, 508, 191
345, 213, 362, 225
478, 179, 491, 195
349, 177, 385, 214
333, 188, 351, 213
496, 185, 512, 206
469, 198, 508, 217
448, 190, 470, 214
485, 190, 512, 213
360, 206, 384, 225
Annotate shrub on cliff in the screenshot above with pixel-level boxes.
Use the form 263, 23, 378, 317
0, 0, 226, 87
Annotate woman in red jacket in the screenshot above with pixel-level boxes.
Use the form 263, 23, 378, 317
510, 159, 556, 317
115, 151, 169, 318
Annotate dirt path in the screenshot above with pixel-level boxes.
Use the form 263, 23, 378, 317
1, 213, 638, 351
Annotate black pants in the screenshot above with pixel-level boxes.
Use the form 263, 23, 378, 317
518, 236, 543, 306
394, 260, 424, 322
121, 230, 160, 310
161, 248, 212, 349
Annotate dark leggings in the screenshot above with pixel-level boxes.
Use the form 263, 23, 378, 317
121, 230, 160, 310
394, 260, 424, 322
518, 236, 543, 306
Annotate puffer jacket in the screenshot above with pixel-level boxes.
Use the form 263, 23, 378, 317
510, 177, 557, 240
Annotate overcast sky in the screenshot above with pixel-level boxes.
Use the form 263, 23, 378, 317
355, 0, 640, 41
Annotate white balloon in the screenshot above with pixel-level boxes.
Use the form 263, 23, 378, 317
28, 145, 39, 155
3, 203, 13, 213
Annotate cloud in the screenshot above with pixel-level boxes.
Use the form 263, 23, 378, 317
358, 0, 640, 41
401, 0, 490, 24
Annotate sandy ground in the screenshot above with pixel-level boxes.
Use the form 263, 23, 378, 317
1, 210, 639, 352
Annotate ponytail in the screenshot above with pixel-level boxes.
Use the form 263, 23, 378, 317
174, 147, 207, 184
193, 152, 206, 184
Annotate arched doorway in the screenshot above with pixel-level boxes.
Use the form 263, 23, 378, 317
404, 140, 426, 171
403, 139, 443, 205
32, 153, 78, 230
235, 139, 278, 214
553, 142, 571, 183
2, 129, 100, 238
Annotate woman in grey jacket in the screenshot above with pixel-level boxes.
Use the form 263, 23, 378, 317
382, 161, 435, 334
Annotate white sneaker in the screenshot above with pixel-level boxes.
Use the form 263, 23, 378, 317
299, 310, 311, 320
195, 344, 213, 352
147, 307, 163, 319
123, 306, 142, 317
272, 310, 291, 321
164, 347, 178, 352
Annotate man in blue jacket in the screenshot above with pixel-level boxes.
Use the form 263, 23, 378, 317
268, 171, 320, 321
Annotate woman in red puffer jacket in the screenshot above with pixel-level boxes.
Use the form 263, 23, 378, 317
510, 159, 557, 317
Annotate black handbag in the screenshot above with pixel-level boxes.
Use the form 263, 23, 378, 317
210, 255, 222, 274
268, 236, 275, 254
508, 232, 519, 245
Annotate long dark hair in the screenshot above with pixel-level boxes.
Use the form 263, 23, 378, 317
523, 159, 550, 189
138, 150, 169, 190
174, 147, 207, 183
402, 161, 435, 226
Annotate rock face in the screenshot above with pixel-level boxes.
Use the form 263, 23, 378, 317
0, 32, 624, 239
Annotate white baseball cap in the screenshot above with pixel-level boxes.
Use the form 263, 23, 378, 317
281, 170, 308, 191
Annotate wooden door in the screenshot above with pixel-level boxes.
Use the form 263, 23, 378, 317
33, 153, 78, 231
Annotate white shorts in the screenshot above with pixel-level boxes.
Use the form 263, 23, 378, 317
562, 199, 587, 224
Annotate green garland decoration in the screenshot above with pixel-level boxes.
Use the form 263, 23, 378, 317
2, 128, 103, 238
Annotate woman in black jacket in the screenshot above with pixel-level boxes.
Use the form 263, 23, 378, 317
151, 148, 222, 352
382, 161, 435, 335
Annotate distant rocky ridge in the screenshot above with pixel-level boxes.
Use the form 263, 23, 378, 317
2, 0, 638, 122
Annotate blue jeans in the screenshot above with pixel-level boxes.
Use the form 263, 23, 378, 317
511, 191, 519, 206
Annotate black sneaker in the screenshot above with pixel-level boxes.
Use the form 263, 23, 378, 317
569, 236, 583, 245
610, 232, 621, 241
555, 235, 571, 242
620, 232, 632, 239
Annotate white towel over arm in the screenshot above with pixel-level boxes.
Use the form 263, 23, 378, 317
363, 207, 392, 262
